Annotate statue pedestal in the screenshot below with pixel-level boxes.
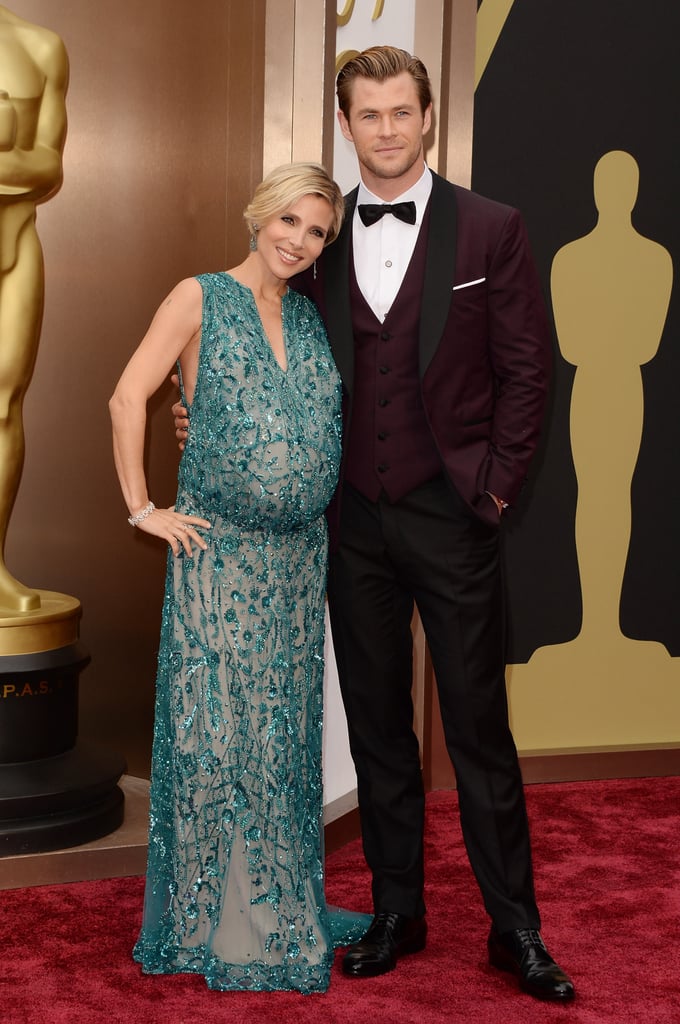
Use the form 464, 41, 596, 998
0, 593, 126, 856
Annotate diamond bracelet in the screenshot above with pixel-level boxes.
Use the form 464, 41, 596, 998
128, 501, 155, 527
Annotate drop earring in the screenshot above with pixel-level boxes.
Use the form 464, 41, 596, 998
313, 260, 317, 281
249, 224, 259, 252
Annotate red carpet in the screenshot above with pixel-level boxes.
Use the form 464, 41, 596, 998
2, 776, 679, 1023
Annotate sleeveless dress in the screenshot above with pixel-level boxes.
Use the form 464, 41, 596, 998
133, 273, 368, 993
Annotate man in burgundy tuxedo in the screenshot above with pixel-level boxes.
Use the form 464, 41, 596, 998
301, 46, 575, 1001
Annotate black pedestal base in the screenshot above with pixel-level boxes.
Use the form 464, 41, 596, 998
0, 739, 126, 857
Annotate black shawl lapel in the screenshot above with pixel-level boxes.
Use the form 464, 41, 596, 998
323, 187, 358, 393
419, 172, 458, 377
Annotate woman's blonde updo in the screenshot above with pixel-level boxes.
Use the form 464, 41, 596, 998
244, 162, 345, 246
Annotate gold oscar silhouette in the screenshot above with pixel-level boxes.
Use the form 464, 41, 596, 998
506, 150, 680, 752
0, 6, 124, 856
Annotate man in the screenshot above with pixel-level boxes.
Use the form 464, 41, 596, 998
312, 45, 572, 1002
0, 5, 68, 613
176, 45, 574, 1002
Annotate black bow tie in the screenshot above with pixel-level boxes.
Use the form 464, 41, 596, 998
357, 201, 417, 227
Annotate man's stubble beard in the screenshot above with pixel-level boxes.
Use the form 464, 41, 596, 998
361, 146, 423, 183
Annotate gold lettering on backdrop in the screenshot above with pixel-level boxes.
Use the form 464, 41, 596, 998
337, 0, 385, 29
336, 49, 360, 75
336, 3, 386, 74
506, 151, 680, 752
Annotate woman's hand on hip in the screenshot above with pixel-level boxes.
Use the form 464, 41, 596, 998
133, 505, 211, 557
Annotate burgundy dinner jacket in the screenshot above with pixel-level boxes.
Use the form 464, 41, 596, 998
295, 171, 551, 528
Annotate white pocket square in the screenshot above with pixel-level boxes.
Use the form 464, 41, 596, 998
452, 277, 486, 291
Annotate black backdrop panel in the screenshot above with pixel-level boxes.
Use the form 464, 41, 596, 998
472, 1, 680, 661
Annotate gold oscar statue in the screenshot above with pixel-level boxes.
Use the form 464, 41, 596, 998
0, 4, 80, 649
0, 11, 125, 855
506, 151, 680, 753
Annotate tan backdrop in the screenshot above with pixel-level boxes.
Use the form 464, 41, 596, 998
4, 0, 266, 775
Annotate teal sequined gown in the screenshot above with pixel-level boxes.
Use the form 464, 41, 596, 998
133, 274, 367, 993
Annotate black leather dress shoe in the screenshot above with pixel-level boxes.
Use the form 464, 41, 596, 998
342, 912, 427, 977
488, 926, 575, 1001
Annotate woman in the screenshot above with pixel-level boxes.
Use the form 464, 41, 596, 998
110, 163, 367, 993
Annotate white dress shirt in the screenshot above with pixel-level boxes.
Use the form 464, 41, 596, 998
352, 164, 433, 322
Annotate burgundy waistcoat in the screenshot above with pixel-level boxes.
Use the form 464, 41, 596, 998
343, 209, 442, 502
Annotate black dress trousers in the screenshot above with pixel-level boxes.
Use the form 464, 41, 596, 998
326, 476, 540, 932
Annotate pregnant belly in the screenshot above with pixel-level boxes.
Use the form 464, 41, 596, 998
180, 441, 339, 530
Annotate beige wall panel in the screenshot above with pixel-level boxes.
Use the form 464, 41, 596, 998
414, 0, 445, 175
263, 0, 296, 171
443, 0, 476, 187
4, 1, 265, 775
263, 0, 334, 172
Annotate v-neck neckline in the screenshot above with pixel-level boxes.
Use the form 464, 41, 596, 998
223, 272, 290, 374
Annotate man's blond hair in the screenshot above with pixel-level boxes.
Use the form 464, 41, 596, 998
336, 45, 432, 120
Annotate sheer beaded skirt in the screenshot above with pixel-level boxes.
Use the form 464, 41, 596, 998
133, 274, 367, 992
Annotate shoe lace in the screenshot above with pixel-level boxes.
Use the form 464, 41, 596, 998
373, 912, 401, 925
369, 912, 402, 934
514, 928, 547, 951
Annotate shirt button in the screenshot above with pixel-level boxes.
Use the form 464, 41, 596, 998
379, 365, 390, 375
377, 464, 388, 473
378, 398, 389, 407
377, 432, 387, 441
380, 331, 391, 341
385, 260, 392, 268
